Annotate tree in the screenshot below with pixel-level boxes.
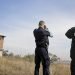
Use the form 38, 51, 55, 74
49, 53, 60, 63
8, 53, 14, 57
3, 50, 8, 56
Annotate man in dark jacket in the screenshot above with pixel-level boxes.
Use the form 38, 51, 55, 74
65, 27, 75, 75
33, 21, 53, 75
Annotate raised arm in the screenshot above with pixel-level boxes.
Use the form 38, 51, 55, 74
65, 27, 75, 39
44, 25, 53, 37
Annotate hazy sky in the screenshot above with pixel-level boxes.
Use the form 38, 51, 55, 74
0, 0, 75, 60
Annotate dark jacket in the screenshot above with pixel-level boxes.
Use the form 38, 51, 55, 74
33, 27, 50, 48
65, 27, 75, 58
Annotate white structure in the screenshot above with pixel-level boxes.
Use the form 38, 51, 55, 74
0, 49, 3, 57
0, 34, 5, 57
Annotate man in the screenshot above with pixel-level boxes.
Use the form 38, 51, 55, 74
65, 27, 75, 75
33, 21, 53, 75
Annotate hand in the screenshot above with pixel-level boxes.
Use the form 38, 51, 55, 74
51, 35, 53, 38
44, 25, 47, 29
74, 33, 75, 36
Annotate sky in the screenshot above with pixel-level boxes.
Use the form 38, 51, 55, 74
0, 0, 75, 60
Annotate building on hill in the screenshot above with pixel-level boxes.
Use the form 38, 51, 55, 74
0, 33, 6, 57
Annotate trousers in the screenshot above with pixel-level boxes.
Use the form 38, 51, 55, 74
71, 59, 75, 75
34, 47, 50, 75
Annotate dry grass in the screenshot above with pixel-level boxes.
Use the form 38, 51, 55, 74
0, 57, 70, 75
51, 63, 70, 75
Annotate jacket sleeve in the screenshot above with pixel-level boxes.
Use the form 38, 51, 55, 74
65, 28, 75, 39
44, 28, 53, 37
43, 29, 50, 36
33, 29, 37, 37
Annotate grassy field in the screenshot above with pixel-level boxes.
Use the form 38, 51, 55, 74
0, 57, 70, 75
